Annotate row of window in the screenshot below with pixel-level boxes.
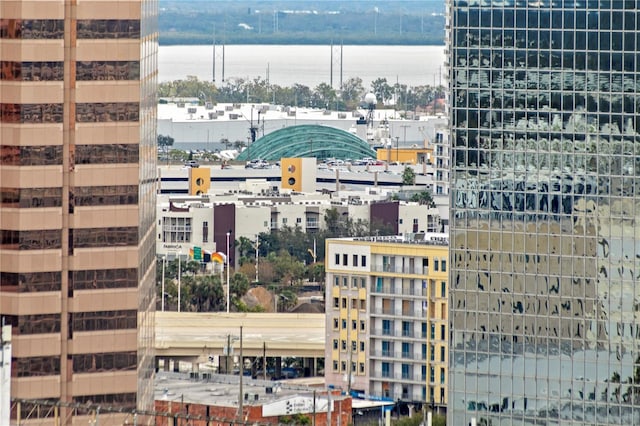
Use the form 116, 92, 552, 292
2, 314, 61, 335
332, 317, 366, 331
71, 227, 138, 249
0, 61, 64, 81
0, 227, 139, 250
332, 338, 366, 353
0, 60, 142, 82
13, 356, 60, 377
15, 394, 136, 420
1, 145, 62, 166
0, 271, 62, 293
76, 144, 139, 164
71, 268, 138, 291
332, 297, 366, 310
1, 103, 63, 123
73, 185, 138, 207
0, 19, 140, 39
334, 275, 367, 289
332, 360, 366, 374
76, 102, 139, 122
1, 229, 62, 250
70, 310, 137, 333
334, 253, 367, 267
1, 188, 62, 208
72, 351, 137, 373
0, 19, 64, 39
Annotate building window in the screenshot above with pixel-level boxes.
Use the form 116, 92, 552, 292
341, 340, 347, 351
76, 61, 140, 81
352, 341, 357, 351
202, 222, 208, 243
334, 297, 339, 308
282, 218, 287, 224
382, 319, 392, 335
76, 19, 140, 39
296, 217, 302, 223
440, 368, 445, 384
402, 364, 411, 380
73, 185, 138, 207
72, 351, 136, 373
333, 318, 339, 329
402, 342, 412, 359
434, 259, 439, 271
333, 361, 339, 372
430, 367, 435, 383
440, 324, 446, 340
440, 346, 446, 362
334, 276, 339, 286
352, 320, 357, 330
341, 319, 347, 329
76, 102, 139, 122
360, 320, 366, 331
430, 344, 435, 361
430, 323, 435, 339
441, 259, 447, 272
353, 254, 358, 266
359, 362, 365, 373
74, 144, 140, 163
343, 277, 348, 287
382, 362, 390, 378
360, 299, 366, 310
360, 341, 365, 352
361, 255, 366, 267
342, 298, 347, 308
343, 254, 348, 265
2, 229, 62, 250
361, 278, 366, 288
1, 19, 65, 39
333, 339, 338, 350
402, 321, 413, 337
352, 362, 356, 372
422, 344, 427, 360
441, 281, 446, 298
1, 103, 64, 123
335, 254, 340, 265
341, 361, 347, 372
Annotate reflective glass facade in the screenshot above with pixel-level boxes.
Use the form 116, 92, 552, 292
448, 0, 640, 424
0, 0, 157, 421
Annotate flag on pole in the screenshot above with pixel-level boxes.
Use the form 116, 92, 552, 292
212, 252, 226, 264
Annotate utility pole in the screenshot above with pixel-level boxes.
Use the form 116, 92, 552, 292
238, 326, 244, 423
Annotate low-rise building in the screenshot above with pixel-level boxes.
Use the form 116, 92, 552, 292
156, 192, 443, 267
324, 234, 449, 413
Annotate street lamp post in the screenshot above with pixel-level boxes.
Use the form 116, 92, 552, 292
255, 234, 260, 283
161, 255, 166, 312
177, 251, 182, 313
226, 231, 231, 313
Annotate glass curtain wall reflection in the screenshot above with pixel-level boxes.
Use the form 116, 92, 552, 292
448, 0, 640, 424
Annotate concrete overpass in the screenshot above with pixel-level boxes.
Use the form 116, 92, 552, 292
155, 312, 326, 370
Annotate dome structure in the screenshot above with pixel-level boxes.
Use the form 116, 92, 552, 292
236, 124, 376, 161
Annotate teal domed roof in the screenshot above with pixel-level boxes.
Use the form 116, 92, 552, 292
236, 124, 376, 161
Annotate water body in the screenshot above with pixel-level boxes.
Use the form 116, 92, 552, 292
159, 45, 446, 88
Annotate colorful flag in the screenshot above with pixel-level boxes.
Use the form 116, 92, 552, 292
211, 252, 226, 264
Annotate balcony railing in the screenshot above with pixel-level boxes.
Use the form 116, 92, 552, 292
371, 265, 429, 275
306, 220, 319, 228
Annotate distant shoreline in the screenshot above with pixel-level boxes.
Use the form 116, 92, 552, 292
159, 35, 446, 47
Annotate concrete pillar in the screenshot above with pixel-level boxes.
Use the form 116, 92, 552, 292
163, 358, 171, 372
173, 359, 180, 372
192, 361, 199, 373
220, 355, 234, 374
275, 357, 282, 379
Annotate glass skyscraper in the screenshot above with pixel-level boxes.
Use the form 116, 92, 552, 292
449, 1, 640, 424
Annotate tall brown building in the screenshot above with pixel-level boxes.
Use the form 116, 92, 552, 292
0, 0, 157, 422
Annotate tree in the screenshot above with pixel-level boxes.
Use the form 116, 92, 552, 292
402, 166, 416, 185
158, 134, 175, 148
313, 82, 337, 109
340, 77, 365, 110
410, 190, 436, 208
230, 272, 250, 304
371, 77, 392, 105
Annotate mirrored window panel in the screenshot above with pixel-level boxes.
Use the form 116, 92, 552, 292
76, 103, 139, 122
75, 144, 139, 164
72, 186, 138, 207
71, 227, 138, 248
1, 187, 62, 208
1, 229, 62, 250
72, 351, 137, 373
0, 145, 63, 166
0, 103, 64, 123
0, 272, 61, 293
76, 20, 140, 39
71, 310, 137, 332
76, 61, 139, 81
0, 61, 64, 81
0, 19, 64, 39
14, 356, 61, 377
2, 314, 61, 334
70, 268, 137, 291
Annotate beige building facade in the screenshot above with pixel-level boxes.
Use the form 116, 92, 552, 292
324, 235, 449, 411
0, 0, 157, 422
